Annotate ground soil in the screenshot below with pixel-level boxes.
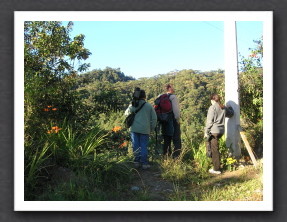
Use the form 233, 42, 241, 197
130, 165, 175, 200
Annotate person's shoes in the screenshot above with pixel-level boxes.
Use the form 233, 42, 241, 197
134, 162, 140, 169
142, 164, 151, 170
209, 168, 221, 175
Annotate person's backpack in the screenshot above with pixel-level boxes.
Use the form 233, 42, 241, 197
225, 106, 234, 118
124, 102, 146, 128
154, 94, 173, 123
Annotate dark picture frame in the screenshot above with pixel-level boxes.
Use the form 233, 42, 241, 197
1, 0, 286, 221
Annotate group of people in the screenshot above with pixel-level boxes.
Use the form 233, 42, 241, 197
124, 83, 233, 174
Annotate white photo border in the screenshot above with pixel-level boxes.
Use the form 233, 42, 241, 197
14, 11, 273, 211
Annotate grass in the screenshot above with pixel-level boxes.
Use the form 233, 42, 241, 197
197, 170, 263, 201
154, 137, 263, 201
200, 178, 263, 201
25, 120, 264, 202
160, 156, 194, 183
24, 141, 53, 200
29, 151, 264, 201
167, 162, 263, 201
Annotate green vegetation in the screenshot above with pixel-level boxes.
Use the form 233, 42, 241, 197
168, 165, 263, 201
24, 21, 263, 201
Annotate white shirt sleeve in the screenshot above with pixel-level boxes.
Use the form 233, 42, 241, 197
170, 94, 180, 123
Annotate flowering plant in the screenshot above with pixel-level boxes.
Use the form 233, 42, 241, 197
226, 157, 237, 171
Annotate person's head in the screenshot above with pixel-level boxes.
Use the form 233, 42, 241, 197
164, 83, 175, 93
139, 90, 146, 99
210, 93, 221, 103
210, 93, 224, 108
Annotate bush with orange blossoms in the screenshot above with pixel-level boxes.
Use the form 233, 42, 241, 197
43, 106, 57, 112
112, 126, 122, 133
47, 126, 62, 134
119, 142, 128, 149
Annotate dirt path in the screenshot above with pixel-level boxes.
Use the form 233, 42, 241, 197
130, 165, 175, 200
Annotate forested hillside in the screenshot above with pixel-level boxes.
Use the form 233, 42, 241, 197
24, 21, 263, 201
75, 67, 225, 144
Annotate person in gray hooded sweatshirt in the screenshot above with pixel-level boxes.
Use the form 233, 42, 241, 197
204, 93, 233, 175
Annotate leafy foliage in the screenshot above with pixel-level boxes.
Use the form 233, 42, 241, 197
75, 66, 135, 87
238, 37, 263, 157
239, 37, 263, 124
24, 21, 92, 139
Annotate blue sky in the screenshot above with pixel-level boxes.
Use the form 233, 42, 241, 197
65, 20, 262, 79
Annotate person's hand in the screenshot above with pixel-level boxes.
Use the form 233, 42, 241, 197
204, 133, 208, 138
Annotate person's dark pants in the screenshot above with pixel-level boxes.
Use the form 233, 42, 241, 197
163, 118, 181, 158
210, 133, 223, 171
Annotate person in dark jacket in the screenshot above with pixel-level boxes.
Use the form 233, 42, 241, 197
204, 93, 233, 175
161, 83, 181, 158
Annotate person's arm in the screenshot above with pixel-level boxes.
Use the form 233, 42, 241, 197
204, 106, 214, 136
124, 104, 132, 116
150, 105, 157, 131
170, 95, 180, 123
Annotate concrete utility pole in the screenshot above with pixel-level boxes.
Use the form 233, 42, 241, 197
224, 21, 241, 158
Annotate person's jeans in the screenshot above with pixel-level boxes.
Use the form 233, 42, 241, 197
130, 132, 149, 165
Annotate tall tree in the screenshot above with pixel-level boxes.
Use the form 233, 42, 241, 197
239, 37, 263, 124
24, 21, 92, 136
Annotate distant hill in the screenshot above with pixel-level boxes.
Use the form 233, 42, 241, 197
75, 66, 135, 88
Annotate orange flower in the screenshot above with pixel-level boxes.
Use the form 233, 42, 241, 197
52, 108, 57, 111
47, 105, 52, 108
43, 108, 49, 111
119, 142, 128, 148
112, 126, 122, 132
49, 126, 62, 133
